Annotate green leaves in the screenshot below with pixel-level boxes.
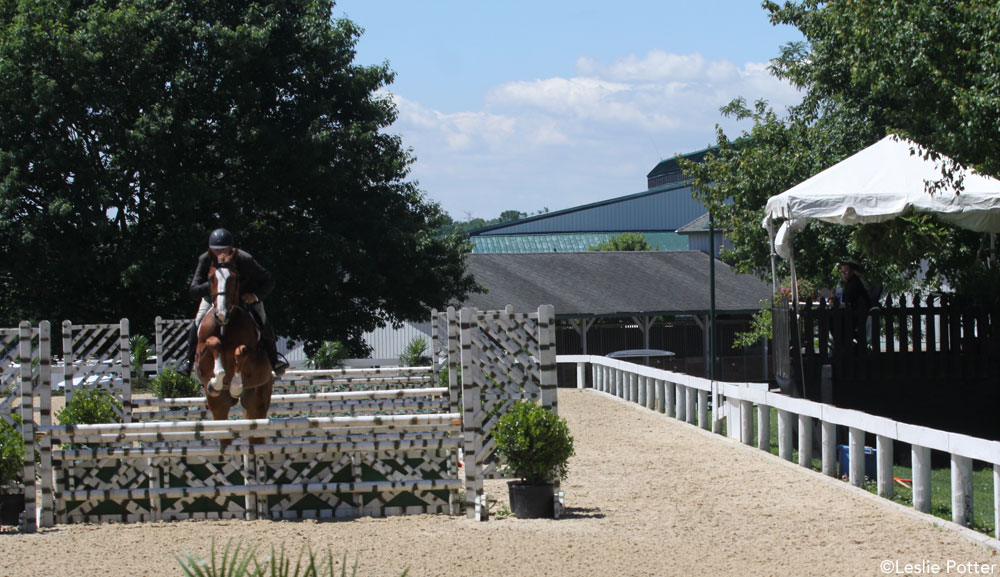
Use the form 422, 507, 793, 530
0, 1, 476, 352
493, 402, 574, 486
0, 413, 24, 487
56, 388, 122, 426
588, 232, 652, 252
682, 1, 999, 296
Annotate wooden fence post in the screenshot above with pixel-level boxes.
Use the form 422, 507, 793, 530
758, 404, 771, 452
778, 409, 793, 461
877, 435, 894, 499
912, 445, 931, 513
538, 305, 557, 413
120, 318, 132, 423
822, 421, 837, 477
849, 427, 865, 487
798, 415, 812, 466
951, 454, 973, 527
37, 321, 53, 528
18, 322, 36, 532
155, 316, 164, 375
460, 308, 484, 520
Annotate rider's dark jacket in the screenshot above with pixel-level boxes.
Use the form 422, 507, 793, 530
189, 249, 275, 302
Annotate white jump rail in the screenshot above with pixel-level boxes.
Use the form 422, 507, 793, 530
34, 412, 463, 525
132, 387, 450, 421
560, 354, 1000, 539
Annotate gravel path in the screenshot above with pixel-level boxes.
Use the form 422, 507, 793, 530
2, 389, 998, 576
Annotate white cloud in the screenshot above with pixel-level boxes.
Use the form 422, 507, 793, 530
389, 50, 801, 220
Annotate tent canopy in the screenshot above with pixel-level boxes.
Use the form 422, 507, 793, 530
763, 135, 1000, 259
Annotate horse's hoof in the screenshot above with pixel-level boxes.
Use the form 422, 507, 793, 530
206, 387, 221, 398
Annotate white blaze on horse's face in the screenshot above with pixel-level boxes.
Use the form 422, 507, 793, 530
214, 267, 232, 325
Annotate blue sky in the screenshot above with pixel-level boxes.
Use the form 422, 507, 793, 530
334, 1, 804, 221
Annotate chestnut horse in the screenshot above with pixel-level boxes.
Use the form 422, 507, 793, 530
194, 257, 274, 439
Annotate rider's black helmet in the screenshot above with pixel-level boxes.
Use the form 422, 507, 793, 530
208, 228, 234, 249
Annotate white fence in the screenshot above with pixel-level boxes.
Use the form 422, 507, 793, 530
559, 354, 1000, 539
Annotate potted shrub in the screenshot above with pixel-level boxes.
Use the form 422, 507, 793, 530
493, 401, 574, 519
0, 413, 25, 526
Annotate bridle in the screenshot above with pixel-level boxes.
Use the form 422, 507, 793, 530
210, 261, 240, 326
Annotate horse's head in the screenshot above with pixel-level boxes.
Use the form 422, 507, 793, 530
209, 260, 240, 326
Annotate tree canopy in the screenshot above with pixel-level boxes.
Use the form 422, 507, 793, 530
0, 0, 477, 354
683, 0, 997, 298
588, 232, 652, 252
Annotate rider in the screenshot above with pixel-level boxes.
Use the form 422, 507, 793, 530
179, 228, 289, 376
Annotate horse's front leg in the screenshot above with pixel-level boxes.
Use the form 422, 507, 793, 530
203, 337, 227, 397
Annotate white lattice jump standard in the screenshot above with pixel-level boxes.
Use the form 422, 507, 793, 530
33, 412, 463, 525
8, 305, 559, 530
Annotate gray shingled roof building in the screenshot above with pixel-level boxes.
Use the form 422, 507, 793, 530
459, 251, 768, 318
455, 251, 772, 381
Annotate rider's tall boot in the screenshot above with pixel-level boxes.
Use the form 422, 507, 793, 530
179, 324, 198, 377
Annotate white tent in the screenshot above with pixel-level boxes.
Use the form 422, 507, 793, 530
763, 135, 1000, 261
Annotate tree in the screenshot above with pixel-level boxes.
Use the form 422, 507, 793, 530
0, 0, 477, 354
766, 0, 1000, 179
588, 232, 652, 252
682, 1, 995, 295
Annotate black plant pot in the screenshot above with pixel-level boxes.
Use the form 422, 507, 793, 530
507, 481, 555, 519
0, 489, 24, 526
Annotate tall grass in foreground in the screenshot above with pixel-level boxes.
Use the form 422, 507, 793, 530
176, 539, 409, 577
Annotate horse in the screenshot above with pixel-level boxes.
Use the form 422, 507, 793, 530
194, 256, 274, 442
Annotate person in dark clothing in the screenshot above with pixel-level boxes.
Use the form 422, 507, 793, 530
838, 260, 873, 350
839, 260, 873, 311
179, 228, 288, 376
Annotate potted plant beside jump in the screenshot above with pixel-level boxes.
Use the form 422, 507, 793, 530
493, 401, 575, 519
0, 413, 25, 526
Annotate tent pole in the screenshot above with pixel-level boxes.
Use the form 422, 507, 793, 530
767, 218, 778, 297
789, 239, 808, 400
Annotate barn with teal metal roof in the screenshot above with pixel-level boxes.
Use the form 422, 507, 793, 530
468, 147, 727, 255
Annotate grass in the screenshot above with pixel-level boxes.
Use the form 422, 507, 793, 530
176, 539, 409, 577
695, 403, 996, 537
